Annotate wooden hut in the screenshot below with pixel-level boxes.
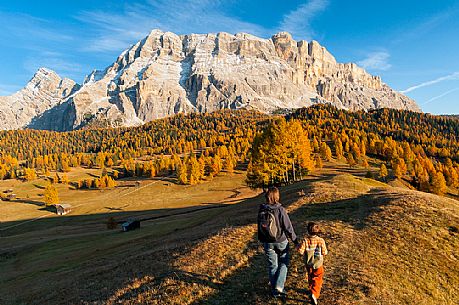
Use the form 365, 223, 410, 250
5, 193, 16, 201
55, 204, 72, 215
122, 220, 140, 232
1, 189, 16, 201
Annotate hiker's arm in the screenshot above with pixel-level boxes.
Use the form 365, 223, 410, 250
322, 240, 328, 255
297, 239, 306, 255
280, 208, 297, 243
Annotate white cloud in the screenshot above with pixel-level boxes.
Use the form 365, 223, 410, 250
278, 0, 329, 40
2, 0, 332, 90
0, 12, 73, 44
72, 0, 330, 54
423, 87, 459, 105
357, 52, 392, 71
402, 71, 459, 93
76, 0, 269, 53
23, 52, 86, 81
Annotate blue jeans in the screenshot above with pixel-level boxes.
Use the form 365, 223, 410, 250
263, 240, 289, 293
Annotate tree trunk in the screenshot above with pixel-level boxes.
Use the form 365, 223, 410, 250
292, 159, 296, 181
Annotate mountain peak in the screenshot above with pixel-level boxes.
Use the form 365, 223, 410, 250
147, 28, 164, 38
31, 67, 60, 81
272, 31, 293, 40
0, 30, 420, 131
26, 67, 62, 93
36, 67, 56, 74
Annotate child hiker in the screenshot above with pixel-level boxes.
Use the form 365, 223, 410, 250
298, 222, 328, 305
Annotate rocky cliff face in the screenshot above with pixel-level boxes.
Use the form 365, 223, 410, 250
0, 30, 420, 130
0, 68, 79, 130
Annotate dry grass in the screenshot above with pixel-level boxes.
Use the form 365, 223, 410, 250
1, 164, 458, 305
96, 172, 458, 305
287, 174, 459, 305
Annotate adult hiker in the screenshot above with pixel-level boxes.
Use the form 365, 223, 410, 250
257, 186, 298, 298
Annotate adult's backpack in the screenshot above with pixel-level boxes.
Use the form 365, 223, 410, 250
258, 207, 281, 242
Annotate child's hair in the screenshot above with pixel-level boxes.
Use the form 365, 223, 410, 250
307, 222, 321, 235
265, 187, 280, 205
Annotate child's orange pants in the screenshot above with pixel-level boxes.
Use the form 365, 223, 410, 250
307, 266, 324, 298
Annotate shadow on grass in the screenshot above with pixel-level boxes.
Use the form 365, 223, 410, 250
104, 206, 124, 211
0, 180, 290, 305
446, 191, 459, 201
295, 188, 400, 230
181, 188, 397, 304
38, 205, 56, 213
0, 170, 390, 305
12, 198, 44, 207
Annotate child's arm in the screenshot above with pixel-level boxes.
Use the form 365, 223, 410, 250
297, 238, 306, 255
321, 239, 328, 256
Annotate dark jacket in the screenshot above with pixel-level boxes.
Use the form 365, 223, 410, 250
258, 203, 297, 244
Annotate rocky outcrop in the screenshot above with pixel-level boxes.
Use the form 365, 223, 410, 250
0, 30, 420, 130
0, 68, 79, 130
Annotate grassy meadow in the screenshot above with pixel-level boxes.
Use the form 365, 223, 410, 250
0, 163, 458, 304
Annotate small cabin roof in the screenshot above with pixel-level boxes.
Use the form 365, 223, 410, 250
55, 203, 72, 209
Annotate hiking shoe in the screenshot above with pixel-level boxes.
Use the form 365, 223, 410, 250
272, 289, 287, 298
309, 293, 318, 305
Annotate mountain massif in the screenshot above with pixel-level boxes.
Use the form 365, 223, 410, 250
0, 30, 420, 131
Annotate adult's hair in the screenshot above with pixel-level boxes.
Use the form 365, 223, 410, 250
307, 222, 320, 235
265, 187, 280, 205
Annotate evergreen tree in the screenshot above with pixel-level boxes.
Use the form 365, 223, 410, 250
177, 163, 188, 185
210, 155, 223, 177
334, 138, 344, 160
61, 174, 69, 184
188, 156, 201, 185
44, 183, 59, 206
379, 164, 388, 181
320, 142, 332, 161
246, 118, 313, 188
23, 168, 37, 181
362, 157, 369, 168
314, 155, 323, 169
224, 157, 235, 173
431, 171, 447, 195
346, 153, 356, 168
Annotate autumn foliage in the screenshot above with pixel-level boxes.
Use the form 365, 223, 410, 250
246, 118, 314, 188
0, 106, 457, 196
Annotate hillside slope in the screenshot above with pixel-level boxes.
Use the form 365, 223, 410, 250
100, 170, 458, 305
1, 165, 457, 304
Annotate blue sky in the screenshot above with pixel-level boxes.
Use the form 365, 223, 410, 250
0, 0, 458, 114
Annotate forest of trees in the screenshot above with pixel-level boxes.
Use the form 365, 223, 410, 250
0, 110, 266, 186
247, 104, 459, 195
289, 105, 459, 195
0, 105, 458, 196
